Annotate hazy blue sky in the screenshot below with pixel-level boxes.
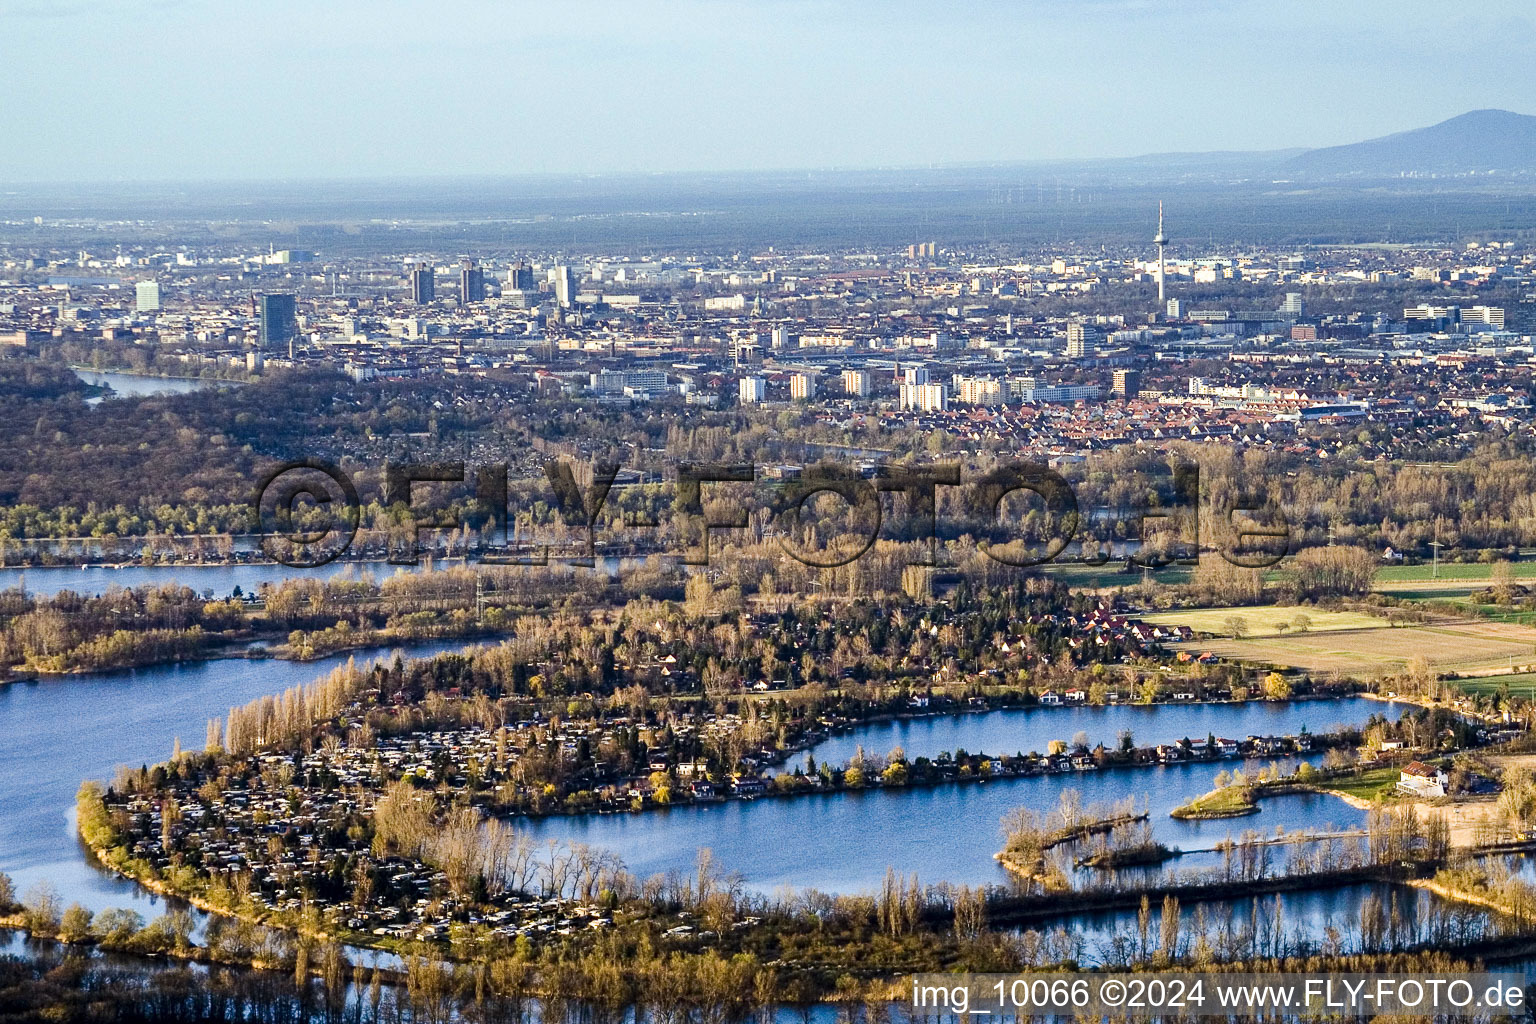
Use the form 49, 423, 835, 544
2, 0, 1534, 181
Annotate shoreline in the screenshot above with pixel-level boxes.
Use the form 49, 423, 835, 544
2, 629, 499, 682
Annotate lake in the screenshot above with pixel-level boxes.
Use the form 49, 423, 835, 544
803, 697, 1396, 766
0, 644, 1402, 911
0, 559, 431, 600
0, 555, 641, 598
519, 754, 1378, 896
1020, 882, 1506, 966
74, 368, 230, 401
0, 639, 480, 917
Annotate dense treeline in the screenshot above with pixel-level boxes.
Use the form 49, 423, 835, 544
0, 582, 241, 672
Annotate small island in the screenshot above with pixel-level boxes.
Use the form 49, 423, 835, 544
1169, 784, 1259, 819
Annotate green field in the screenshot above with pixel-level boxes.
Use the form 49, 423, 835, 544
1372, 577, 1536, 626
1144, 606, 1385, 638
1455, 672, 1536, 699
1373, 585, 1481, 602
1376, 562, 1536, 584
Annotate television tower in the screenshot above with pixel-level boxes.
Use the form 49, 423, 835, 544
1153, 201, 1169, 303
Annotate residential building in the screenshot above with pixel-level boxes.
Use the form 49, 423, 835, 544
1066, 321, 1098, 360
135, 281, 161, 313
953, 375, 1003, 406
899, 381, 948, 412
1397, 761, 1448, 797
841, 369, 872, 397
1111, 369, 1142, 398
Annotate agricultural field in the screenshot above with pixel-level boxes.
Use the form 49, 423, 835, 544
1372, 581, 1484, 602
1143, 605, 1386, 637
1171, 620, 1536, 678
1372, 576, 1536, 626
1375, 561, 1536, 584
1454, 672, 1536, 699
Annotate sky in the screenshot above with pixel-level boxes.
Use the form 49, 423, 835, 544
2, 0, 1536, 182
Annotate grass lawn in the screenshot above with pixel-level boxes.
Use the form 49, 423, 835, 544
1170, 786, 1257, 819
1321, 765, 1404, 802
1143, 606, 1385, 638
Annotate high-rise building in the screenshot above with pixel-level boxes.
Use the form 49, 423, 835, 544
1065, 321, 1099, 360
1112, 369, 1142, 398
406, 262, 435, 304
771, 326, 796, 350
459, 259, 485, 303
507, 261, 536, 291
135, 281, 161, 313
1280, 292, 1304, 316
903, 365, 929, 387
739, 377, 766, 404
841, 369, 872, 397
953, 375, 1003, 406
899, 381, 948, 412
553, 265, 577, 308
790, 373, 817, 400
1166, 298, 1185, 319
258, 293, 297, 350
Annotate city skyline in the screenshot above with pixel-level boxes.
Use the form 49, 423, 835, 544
2, 0, 1536, 182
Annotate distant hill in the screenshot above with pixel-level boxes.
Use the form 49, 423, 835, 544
1286, 109, 1536, 178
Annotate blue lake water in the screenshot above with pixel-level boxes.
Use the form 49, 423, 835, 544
521, 757, 1374, 896
0, 640, 478, 916
804, 697, 1398, 766
1026, 883, 1506, 966
75, 368, 228, 400
0, 560, 430, 599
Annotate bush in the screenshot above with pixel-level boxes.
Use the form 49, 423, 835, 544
59, 903, 93, 943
